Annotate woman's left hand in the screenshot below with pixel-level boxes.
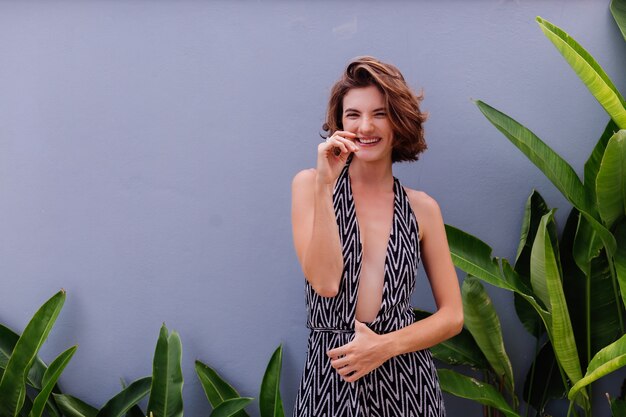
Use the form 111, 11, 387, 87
326, 320, 392, 383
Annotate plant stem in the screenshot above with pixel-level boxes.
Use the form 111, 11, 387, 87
607, 253, 625, 333
585, 260, 593, 417
524, 337, 541, 417
538, 350, 556, 415
567, 399, 576, 417
586, 261, 591, 368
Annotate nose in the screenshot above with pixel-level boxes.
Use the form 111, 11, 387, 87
358, 116, 375, 134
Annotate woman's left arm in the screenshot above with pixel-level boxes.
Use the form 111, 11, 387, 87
327, 190, 463, 383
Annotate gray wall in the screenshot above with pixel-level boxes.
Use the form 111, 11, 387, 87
1, 1, 624, 415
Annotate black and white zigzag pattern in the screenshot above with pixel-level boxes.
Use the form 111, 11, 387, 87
294, 157, 445, 416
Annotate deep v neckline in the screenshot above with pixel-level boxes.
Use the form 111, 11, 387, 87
346, 164, 398, 325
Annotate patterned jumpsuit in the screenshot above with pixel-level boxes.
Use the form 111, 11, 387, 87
293, 156, 446, 417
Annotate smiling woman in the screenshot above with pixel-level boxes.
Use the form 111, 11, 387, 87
290, 56, 464, 417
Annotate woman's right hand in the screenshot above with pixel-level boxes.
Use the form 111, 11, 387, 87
316, 131, 358, 186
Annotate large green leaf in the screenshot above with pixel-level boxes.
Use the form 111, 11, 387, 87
616, 222, 626, 310
0, 326, 62, 417
611, 397, 626, 417
569, 334, 626, 400
514, 190, 550, 337
52, 394, 98, 417
17, 396, 32, 417
596, 130, 626, 229
476, 100, 617, 256
195, 361, 249, 417
96, 377, 152, 417
515, 190, 550, 271
477, 100, 589, 211
502, 260, 550, 319
119, 380, 145, 417
523, 341, 566, 414
445, 225, 510, 291
536, 17, 626, 128
573, 213, 604, 276
29, 346, 77, 417
589, 254, 625, 356
446, 223, 551, 342
259, 346, 284, 417
611, 0, 626, 42
147, 325, 184, 417
574, 122, 617, 273
437, 369, 521, 417
124, 405, 144, 417
461, 277, 514, 395
561, 208, 589, 356
0, 290, 65, 417
413, 309, 488, 369
584, 120, 619, 207
531, 213, 584, 392
209, 398, 254, 417
0, 325, 48, 390
561, 209, 624, 370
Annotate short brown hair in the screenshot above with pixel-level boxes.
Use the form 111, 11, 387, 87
323, 56, 427, 163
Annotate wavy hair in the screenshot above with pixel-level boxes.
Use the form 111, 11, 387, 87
323, 56, 427, 162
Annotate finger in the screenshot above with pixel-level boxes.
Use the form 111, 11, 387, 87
327, 348, 340, 358
334, 131, 357, 139
337, 365, 357, 376
327, 345, 347, 358
344, 370, 365, 383
330, 356, 350, 369
324, 139, 349, 155
333, 137, 358, 152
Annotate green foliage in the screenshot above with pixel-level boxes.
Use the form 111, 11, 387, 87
611, 396, 626, 417
97, 377, 152, 417
596, 131, 626, 229
195, 345, 285, 417
0, 290, 75, 417
569, 335, 626, 401
147, 325, 184, 417
259, 346, 284, 417
209, 399, 254, 417
439, 10, 626, 416
195, 361, 249, 417
52, 394, 98, 417
414, 309, 489, 369
461, 277, 515, 397
612, 0, 626, 41
437, 369, 521, 417
1, 297, 285, 417
29, 346, 77, 417
536, 17, 626, 128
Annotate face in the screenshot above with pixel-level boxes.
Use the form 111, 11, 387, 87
341, 85, 394, 162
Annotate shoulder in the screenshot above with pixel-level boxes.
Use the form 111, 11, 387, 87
403, 188, 444, 241
292, 168, 317, 188
404, 188, 442, 218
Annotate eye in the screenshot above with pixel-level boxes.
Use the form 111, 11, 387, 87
375, 112, 387, 118
345, 113, 359, 119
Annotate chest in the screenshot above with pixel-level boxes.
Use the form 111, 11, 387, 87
352, 189, 395, 262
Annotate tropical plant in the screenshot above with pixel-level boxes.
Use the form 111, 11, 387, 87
195, 345, 284, 417
434, 3, 626, 417
52, 323, 184, 417
1, 290, 284, 417
0, 289, 77, 417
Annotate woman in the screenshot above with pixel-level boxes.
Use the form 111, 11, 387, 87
291, 56, 463, 417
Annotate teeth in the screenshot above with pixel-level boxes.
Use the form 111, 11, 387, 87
358, 137, 381, 144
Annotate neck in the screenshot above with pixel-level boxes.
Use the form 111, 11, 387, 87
348, 157, 394, 192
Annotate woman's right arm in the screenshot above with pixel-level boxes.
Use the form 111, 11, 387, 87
291, 132, 357, 297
